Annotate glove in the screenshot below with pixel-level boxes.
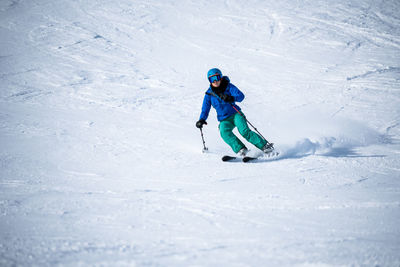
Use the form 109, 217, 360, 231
220, 94, 234, 103
196, 119, 207, 129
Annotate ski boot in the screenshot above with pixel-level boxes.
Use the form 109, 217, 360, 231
237, 147, 248, 157
262, 143, 276, 157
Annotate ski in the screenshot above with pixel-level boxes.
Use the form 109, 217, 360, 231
222, 151, 280, 162
222, 155, 257, 162
242, 151, 280, 162
266, 151, 280, 158
222, 155, 237, 162
242, 156, 258, 162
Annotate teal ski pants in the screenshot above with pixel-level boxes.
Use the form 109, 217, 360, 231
219, 113, 267, 153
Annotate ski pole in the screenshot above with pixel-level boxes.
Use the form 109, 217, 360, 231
199, 128, 208, 152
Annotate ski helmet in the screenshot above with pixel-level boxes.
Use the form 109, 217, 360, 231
207, 68, 222, 83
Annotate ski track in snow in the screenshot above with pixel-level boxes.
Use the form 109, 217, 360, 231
1, 0, 400, 266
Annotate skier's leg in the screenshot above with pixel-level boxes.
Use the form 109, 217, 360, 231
234, 113, 267, 150
219, 116, 246, 153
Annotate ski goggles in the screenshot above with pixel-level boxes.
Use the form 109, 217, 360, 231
208, 74, 222, 83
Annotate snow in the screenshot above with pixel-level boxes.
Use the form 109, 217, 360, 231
1, 0, 399, 266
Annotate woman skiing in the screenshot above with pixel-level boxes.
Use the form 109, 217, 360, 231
196, 68, 274, 157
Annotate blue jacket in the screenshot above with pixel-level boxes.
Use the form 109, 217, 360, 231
199, 76, 244, 122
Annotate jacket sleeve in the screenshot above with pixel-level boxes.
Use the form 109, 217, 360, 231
199, 93, 212, 121
228, 83, 245, 102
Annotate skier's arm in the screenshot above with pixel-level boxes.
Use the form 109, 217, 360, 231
228, 84, 244, 102
199, 94, 212, 121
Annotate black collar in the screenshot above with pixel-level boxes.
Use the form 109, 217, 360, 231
211, 76, 229, 96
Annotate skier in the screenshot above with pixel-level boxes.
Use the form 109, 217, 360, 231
196, 68, 274, 157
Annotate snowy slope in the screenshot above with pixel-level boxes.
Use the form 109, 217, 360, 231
1, 0, 399, 266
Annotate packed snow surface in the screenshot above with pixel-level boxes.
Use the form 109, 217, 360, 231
1, 0, 400, 266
